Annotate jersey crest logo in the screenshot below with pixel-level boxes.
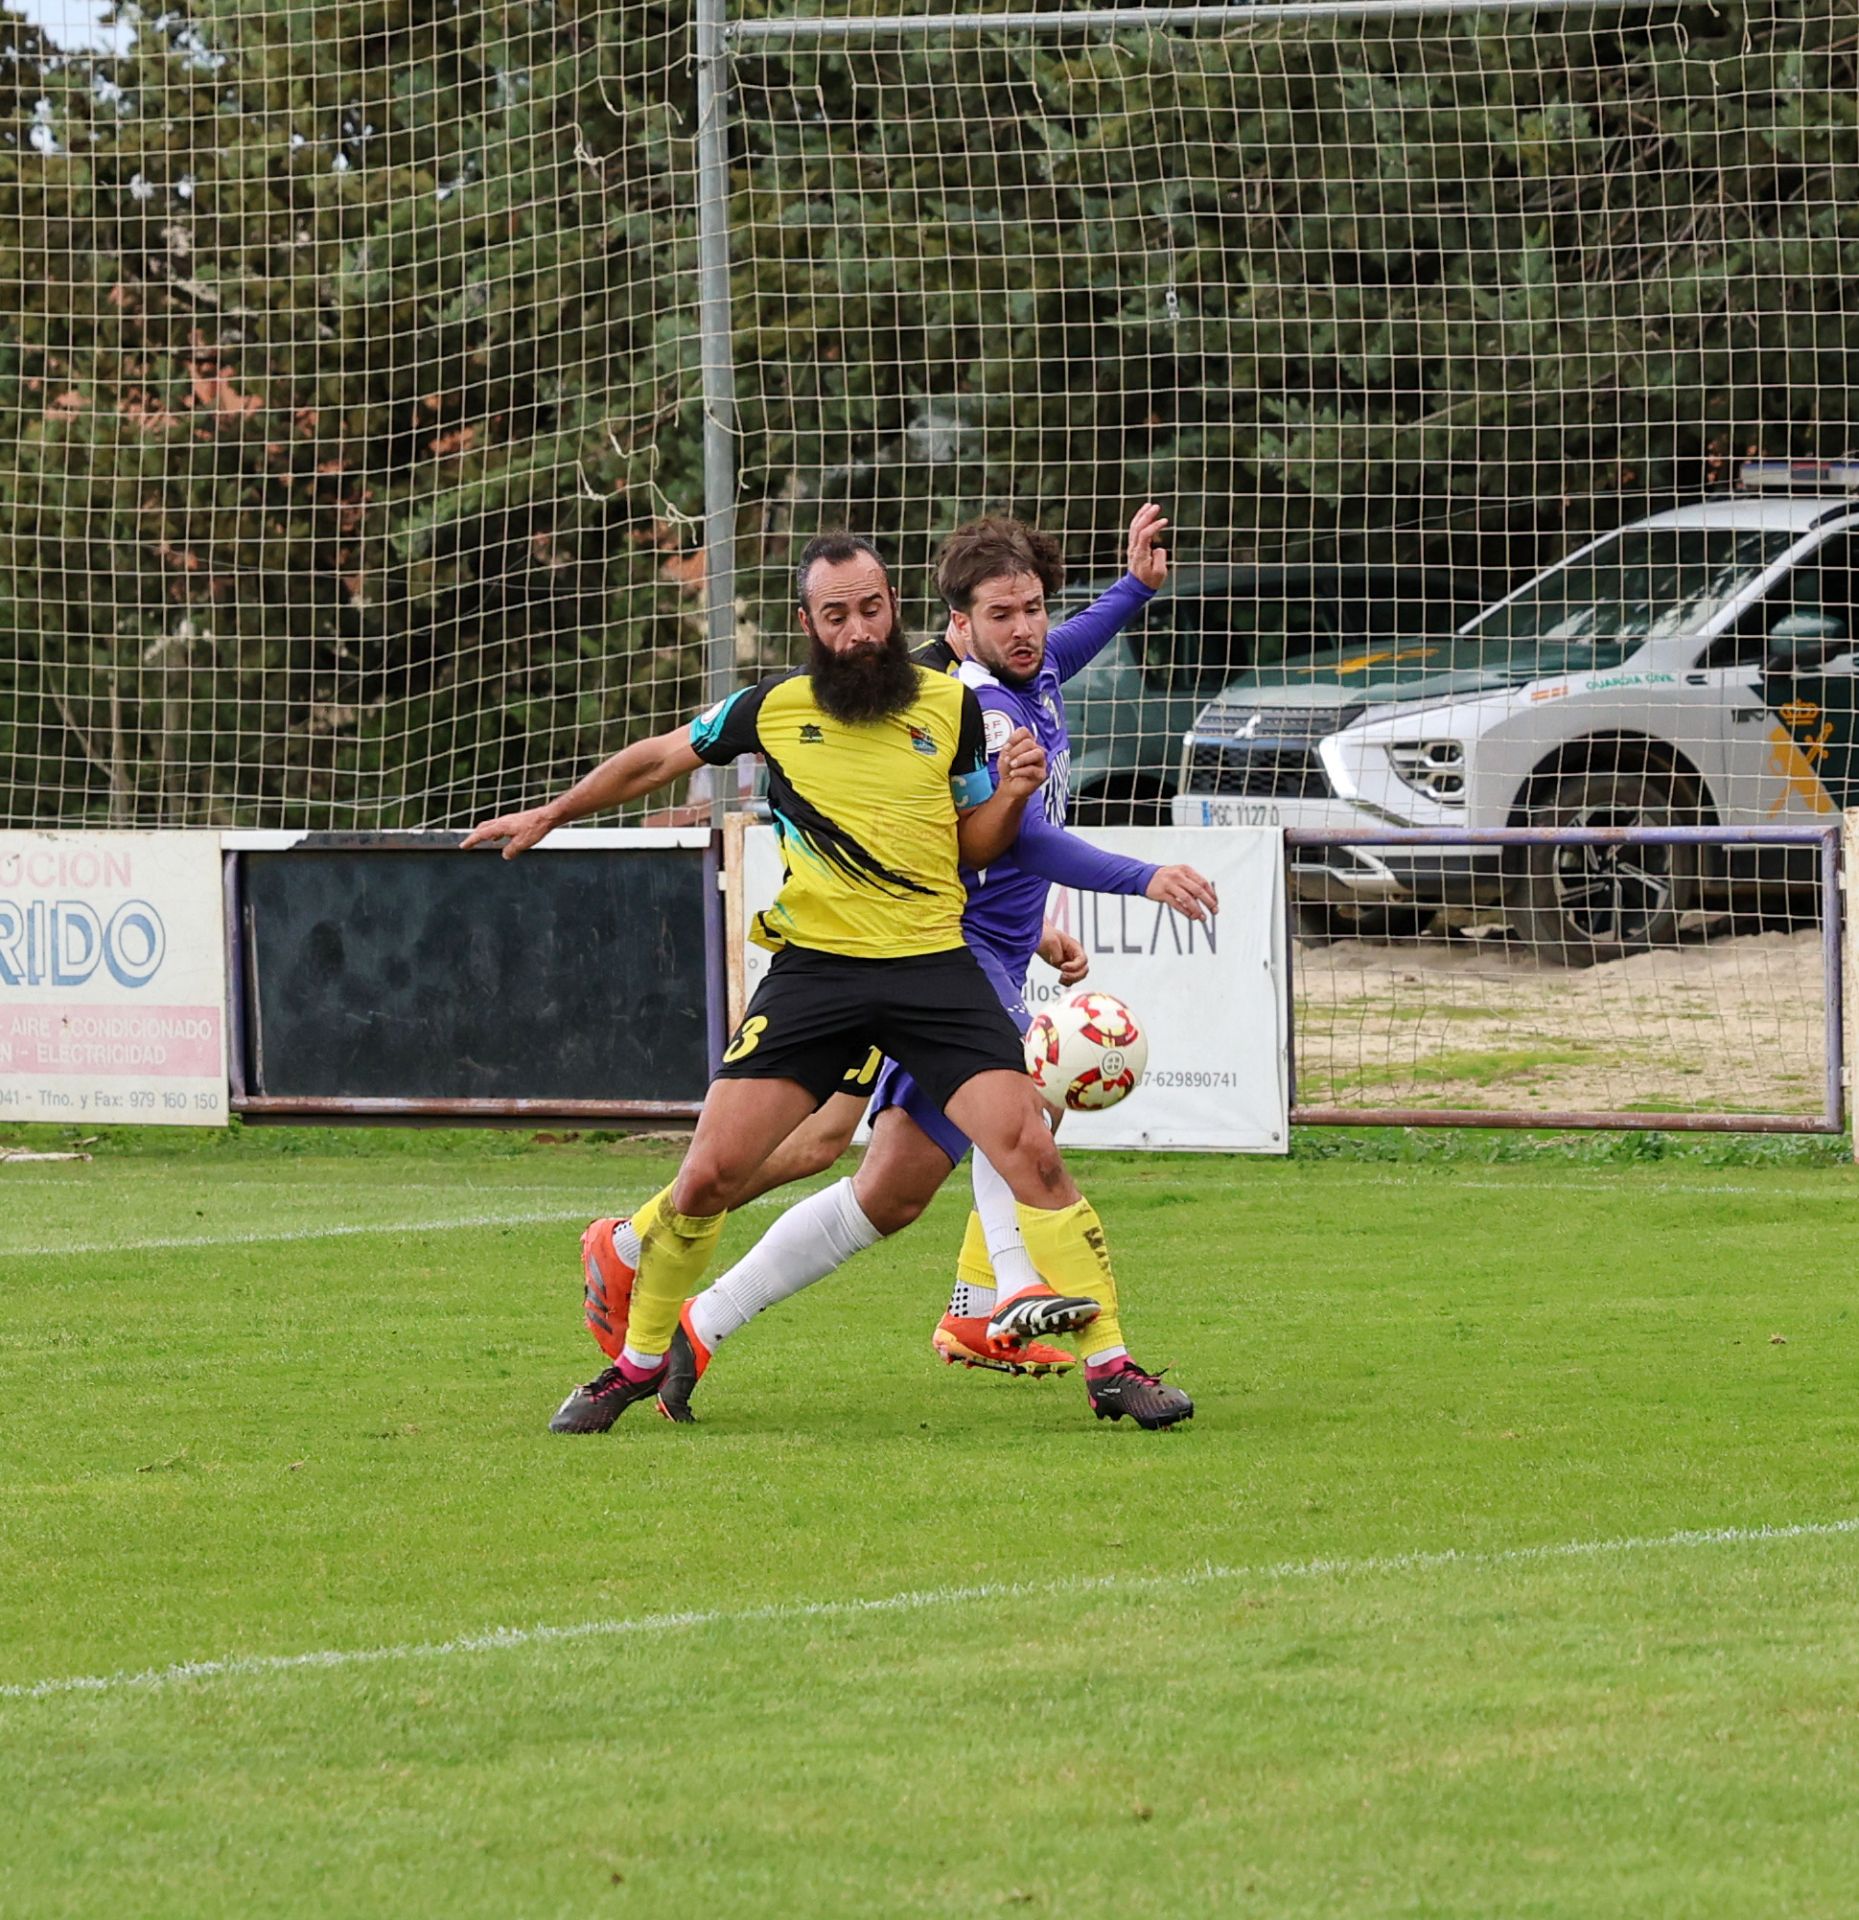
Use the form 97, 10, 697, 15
798, 722, 825, 744
908, 724, 936, 755
982, 709, 1015, 755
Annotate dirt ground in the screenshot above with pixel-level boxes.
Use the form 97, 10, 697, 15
1292, 925, 1833, 1119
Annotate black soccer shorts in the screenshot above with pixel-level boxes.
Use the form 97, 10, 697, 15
715, 946, 1025, 1114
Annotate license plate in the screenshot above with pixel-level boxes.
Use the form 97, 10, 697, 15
1180, 797, 1283, 828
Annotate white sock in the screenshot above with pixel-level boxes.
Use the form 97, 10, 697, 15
947, 1278, 996, 1319
973, 1150, 1039, 1301
613, 1218, 641, 1267
687, 1177, 881, 1351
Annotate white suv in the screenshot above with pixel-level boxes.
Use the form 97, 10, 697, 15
1174, 463, 1859, 962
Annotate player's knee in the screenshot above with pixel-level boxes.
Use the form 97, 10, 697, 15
798, 1127, 857, 1178
673, 1153, 734, 1217
852, 1179, 923, 1236
1004, 1106, 1068, 1196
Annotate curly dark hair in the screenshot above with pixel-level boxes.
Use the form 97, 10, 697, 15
933, 515, 1066, 611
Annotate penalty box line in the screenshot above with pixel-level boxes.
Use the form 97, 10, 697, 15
5, 1514, 1855, 1706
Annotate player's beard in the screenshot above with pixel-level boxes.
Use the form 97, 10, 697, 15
807, 627, 919, 724
974, 633, 1046, 688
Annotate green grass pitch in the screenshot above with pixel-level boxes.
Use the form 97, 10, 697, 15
4, 1124, 1859, 1917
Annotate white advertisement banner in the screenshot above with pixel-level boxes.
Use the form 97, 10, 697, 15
0, 832, 229, 1128
738, 825, 1287, 1152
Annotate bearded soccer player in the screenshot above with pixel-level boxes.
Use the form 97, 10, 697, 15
465, 532, 1143, 1432
622, 511, 1213, 1430
580, 505, 1184, 1381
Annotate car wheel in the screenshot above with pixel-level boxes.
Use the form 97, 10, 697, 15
1294, 903, 1436, 945
1505, 767, 1699, 966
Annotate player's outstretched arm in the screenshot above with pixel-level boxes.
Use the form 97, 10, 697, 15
956, 726, 1046, 869
1045, 501, 1171, 684
462, 725, 704, 859
1142, 863, 1219, 923
1011, 807, 1219, 924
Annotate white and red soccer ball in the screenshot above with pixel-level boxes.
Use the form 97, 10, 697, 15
1023, 990, 1149, 1114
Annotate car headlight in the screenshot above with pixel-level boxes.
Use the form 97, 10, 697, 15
1387, 739, 1466, 803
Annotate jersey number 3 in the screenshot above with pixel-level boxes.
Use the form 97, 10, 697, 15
723, 1015, 769, 1064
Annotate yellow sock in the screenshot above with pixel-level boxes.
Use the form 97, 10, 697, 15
948, 1207, 997, 1318
957, 1208, 995, 1287
628, 1185, 728, 1357
1018, 1197, 1124, 1360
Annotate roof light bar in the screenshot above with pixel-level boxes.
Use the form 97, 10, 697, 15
1737, 459, 1859, 494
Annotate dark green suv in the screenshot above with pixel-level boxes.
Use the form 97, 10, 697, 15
1061, 564, 1487, 824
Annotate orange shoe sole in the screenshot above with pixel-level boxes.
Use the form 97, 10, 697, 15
931, 1322, 1074, 1378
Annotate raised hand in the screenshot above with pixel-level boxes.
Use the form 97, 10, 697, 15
1127, 501, 1170, 591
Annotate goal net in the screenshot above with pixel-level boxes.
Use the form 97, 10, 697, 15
3, 1, 1855, 1058
1, 0, 707, 829
717, 0, 1854, 1120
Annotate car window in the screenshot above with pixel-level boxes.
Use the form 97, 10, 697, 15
1464, 526, 1794, 671
1705, 535, 1857, 669
1129, 606, 1184, 692
1356, 584, 1474, 638
1164, 596, 1337, 698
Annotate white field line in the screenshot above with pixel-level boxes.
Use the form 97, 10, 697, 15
4, 1166, 1846, 1259
0, 1188, 831, 1261
4, 1514, 1854, 1706
0, 1208, 602, 1259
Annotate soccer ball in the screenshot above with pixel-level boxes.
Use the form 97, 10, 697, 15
1023, 991, 1149, 1113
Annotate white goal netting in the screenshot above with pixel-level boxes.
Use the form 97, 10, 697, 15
5, 1, 1854, 844
3, 2, 1856, 1098
1, 0, 706, 829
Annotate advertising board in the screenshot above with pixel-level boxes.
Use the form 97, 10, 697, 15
737, 825, 1287, 1152
0, 832, 228, 1128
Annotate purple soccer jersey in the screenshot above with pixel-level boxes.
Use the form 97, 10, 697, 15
866, 571, 1164, 1163
957, 571, 1160, 979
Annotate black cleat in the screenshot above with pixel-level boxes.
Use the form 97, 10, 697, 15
986, 1285, 1100, 1349
1087, 1361, 1193, 1430
655, 1317, 708, 1425
549, 1360, 667, 1434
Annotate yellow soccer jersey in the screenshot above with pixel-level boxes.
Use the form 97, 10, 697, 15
690, 666, 994, 958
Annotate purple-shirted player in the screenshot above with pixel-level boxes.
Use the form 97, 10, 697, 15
646, 506, 1216, 1433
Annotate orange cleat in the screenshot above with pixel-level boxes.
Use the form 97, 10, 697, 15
931, 1313, 1075, 1377
580, 1218, 635, 1361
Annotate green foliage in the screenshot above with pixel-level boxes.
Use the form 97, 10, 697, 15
3, 1, 1856, 821
0, 0, 706, 826
728, 1, 1859, 629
